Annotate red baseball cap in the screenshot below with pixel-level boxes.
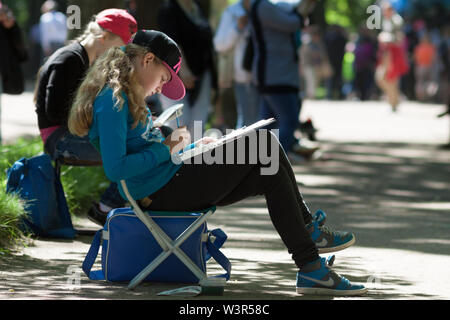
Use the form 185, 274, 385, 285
96, 9, 137, 45
132, 30, 186, 101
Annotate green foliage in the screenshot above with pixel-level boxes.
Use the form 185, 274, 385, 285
342, 51, 355, 81
0, 137, 41, 253
0, 138, 43, 173
325, 0, 376, 31
60, 165, 109, 216
1, 0, 30, 30
0, 187, 29, 254
0, 137, 110, 251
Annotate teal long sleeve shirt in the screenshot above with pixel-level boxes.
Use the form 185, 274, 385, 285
88, 86, 182, 200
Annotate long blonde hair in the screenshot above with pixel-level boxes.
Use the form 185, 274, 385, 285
68, 44, 153, 137
72, 20, 106, 43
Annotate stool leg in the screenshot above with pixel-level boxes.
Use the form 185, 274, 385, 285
127, 210, 214, 290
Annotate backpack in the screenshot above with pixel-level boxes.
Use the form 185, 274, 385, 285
6, 154, 76, 239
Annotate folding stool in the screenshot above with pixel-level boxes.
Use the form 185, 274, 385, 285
119, 180, 222, 290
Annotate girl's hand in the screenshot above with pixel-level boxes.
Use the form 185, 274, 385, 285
162, 126, 191, 154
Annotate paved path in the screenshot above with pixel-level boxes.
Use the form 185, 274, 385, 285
1, 90, 449, 300
0, 88, 39, 145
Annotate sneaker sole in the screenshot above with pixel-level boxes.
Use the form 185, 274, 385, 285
317, 235, 356, 254
296, 286, 368, 296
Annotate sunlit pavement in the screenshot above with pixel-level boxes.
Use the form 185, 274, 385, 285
1, 91, 449, 300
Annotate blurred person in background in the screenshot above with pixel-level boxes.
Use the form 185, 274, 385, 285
324, 24, 347, 100
0, 2, 28, 99
125, 0, 137, 19
354, 26, 377, 101
211, 49, 237, 131
300, 26, 331, 100
375, 0, 409, 112
39, 0, 68, 61
401, 18, 420, 100
158, 0, 217, 135
214, 0, 260, 129
249, 0, 321, 161
28, 22, 43, 75
413, 33, 437, 102
437, 25, 450, 147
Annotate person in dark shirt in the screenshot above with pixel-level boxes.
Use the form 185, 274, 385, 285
0, 3, 28, 98
157, 0, 218, 134
34, 8, 137, 224
324, 24, 347, 100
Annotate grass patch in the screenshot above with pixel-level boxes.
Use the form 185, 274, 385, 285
0, 137, 110, 251
0, 190, 30, 254
60, 165, 109, 216
0, 137, 42, 253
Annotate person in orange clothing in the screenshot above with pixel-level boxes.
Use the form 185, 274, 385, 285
414, 34, 437, 101
375, 1, 409, 112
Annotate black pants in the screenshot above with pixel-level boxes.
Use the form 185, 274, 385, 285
144, 130, 320, 268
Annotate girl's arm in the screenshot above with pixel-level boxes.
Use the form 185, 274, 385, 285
95, 90, 171, 182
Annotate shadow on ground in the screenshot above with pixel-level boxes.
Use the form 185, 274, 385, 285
292, 141, 450, 256
0, 140, 448, 299
0, 241, 437, 300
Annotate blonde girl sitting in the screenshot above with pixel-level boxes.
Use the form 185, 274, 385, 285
68, 30, 367, 296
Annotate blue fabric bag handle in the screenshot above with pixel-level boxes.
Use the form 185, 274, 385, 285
6, 157, 26, 193
82, 228, 231, 282
82, 229, 105, 280
205, 229, 231, 281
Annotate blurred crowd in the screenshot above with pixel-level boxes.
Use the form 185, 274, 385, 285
211, 0, 449, 137
1, 0, 449, 151
295, 1, 450, 111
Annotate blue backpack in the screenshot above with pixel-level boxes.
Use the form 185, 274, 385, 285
6, 154, 76, 239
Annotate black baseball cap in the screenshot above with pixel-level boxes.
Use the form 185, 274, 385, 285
131, 30, 185, 100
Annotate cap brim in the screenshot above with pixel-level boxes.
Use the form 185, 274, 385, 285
161, 62, 186, 101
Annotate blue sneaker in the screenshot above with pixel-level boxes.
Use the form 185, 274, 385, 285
312, 209, 327, 226
307, 216, 355, 254
296, 257, 368, 296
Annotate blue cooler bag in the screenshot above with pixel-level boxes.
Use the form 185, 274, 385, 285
82, 207, 231, 283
